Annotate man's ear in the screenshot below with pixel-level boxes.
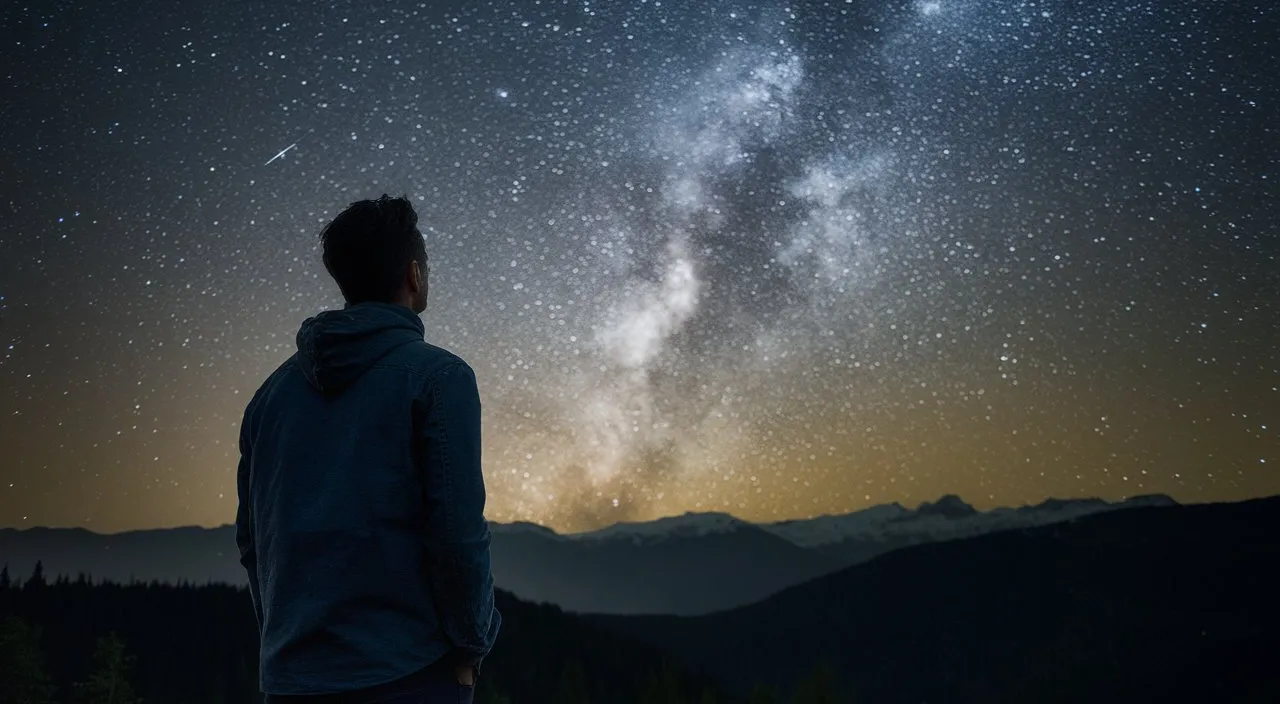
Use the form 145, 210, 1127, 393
409, 260, 423, 293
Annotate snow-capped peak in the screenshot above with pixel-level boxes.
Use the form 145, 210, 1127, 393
915, 494, 978, 519
761, 494, 1180, 548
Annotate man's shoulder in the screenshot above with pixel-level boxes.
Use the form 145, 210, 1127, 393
259, 354, 299, 392
242, 355, 298, 423
385, 339, 472, 379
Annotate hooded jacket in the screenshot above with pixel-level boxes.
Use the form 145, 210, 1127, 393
235, 302, 501, 695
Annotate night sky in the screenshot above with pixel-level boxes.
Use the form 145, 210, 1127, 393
2, 0, 1276, 533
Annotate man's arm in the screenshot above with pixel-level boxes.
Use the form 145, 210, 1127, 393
235, 405, 264, 631
417, 361, 501, 667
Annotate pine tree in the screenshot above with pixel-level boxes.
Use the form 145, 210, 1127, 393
0, 616, 56, 704
71, 631, 142, 704
24, 561, 46, 590
0, 565, 11, 590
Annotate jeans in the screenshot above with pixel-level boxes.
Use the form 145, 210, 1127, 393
265, 657, 475, 704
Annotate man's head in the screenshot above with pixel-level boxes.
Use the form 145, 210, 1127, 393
319, 194, 429, 313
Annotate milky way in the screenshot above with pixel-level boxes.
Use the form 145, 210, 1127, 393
1, 0, 1276, 531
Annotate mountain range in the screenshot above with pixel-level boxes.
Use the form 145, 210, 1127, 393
0, 494, 1176, 615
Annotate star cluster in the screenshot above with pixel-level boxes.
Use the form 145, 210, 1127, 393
1, 0, 1276, 532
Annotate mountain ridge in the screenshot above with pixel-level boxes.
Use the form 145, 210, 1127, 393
0, 493, 1184, 615
0, 492, 1178, 540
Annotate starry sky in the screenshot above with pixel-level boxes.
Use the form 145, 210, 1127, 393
2, 0, 1277, 533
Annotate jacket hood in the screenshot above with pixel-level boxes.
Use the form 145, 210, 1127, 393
295, 302, 424, 395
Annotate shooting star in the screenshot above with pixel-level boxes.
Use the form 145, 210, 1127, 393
264, 142, 297, 166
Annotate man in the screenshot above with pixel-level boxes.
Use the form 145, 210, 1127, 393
235, 194, 501, 703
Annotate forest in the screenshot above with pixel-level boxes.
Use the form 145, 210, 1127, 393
0, 563, 843, 704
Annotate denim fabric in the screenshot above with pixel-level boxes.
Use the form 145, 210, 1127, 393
236, 302, 501, 695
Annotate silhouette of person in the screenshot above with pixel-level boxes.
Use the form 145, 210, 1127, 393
236, 195, 501, 703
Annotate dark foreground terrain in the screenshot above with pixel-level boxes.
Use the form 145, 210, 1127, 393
600, 497, 1280, 703
0, 580, 730, 704
2, 496, 1276, 703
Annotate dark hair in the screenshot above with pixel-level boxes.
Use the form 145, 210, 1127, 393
319, 194, 427, 304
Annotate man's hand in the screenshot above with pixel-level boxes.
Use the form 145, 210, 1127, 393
455, 664, 476, 687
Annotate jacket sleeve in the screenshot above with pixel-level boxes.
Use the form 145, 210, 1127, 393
235, 402, 264, 631
417, 361, 502, 665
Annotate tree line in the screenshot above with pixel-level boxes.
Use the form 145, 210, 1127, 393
0, 562, 845, 704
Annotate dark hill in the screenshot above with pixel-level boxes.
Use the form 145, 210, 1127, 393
597, 497, 1280, 703
492, 521, 840, 614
